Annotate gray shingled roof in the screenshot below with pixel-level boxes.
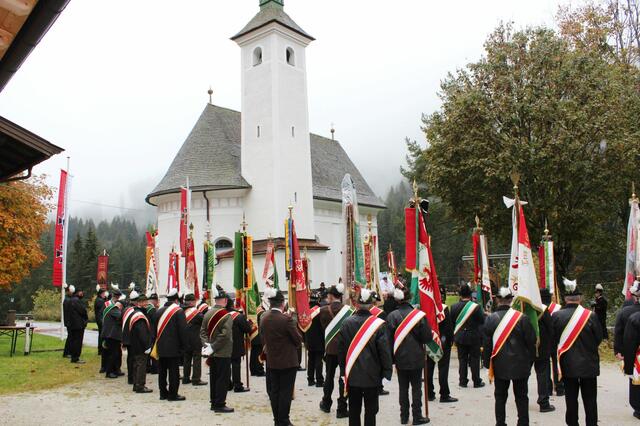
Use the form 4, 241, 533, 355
231, 2, 314, 41
146, 104, 384, 209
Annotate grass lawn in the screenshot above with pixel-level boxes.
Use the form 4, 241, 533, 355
0, 332, 100, 396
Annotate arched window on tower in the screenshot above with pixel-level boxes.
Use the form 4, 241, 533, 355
286, 47, 295, 66
253, 47, 263, 66
215, 238, 233, 251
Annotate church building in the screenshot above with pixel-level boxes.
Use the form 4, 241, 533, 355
145, 0, 384, 294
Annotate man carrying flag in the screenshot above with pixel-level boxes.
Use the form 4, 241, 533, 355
483, 287, 536, 426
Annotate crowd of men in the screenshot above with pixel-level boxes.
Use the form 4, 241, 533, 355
60, 273, 640, 426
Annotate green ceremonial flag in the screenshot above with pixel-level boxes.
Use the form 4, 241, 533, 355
203, 240, 215, 291
233, 232, 244, 292
247, 267, 260, 322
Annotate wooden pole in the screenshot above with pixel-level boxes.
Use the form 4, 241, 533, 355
245, 334, 250, 390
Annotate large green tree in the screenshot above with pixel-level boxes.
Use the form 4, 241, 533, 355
406, 24, 640, 279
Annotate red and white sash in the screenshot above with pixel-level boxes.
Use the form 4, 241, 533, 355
370, 305, 383, 318
393, 309, 426, 354
548, 302, 561, 315
344, 316, 385, 395
197, 302, 209, 314
488, 308, 523, 383
185, 307, 199, 323
229, 311, 240, 321
557, 305, 591, 380
207, 308, 230, 340
633, 348, 640, 385
156, 304, 181, 341
128, 311, 150, 331
121, 306, 135, 332
309, 305, 321, 320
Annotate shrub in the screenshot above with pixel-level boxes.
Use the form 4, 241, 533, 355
32, 288, 62, 321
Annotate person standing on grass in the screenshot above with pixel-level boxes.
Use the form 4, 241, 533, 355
67, 287, 88, 364
552, 279, 603, 426
483, 287, 536, 426
62, 283, 73, 358
129, 292, 153, 393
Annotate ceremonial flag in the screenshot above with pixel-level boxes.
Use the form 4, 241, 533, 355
405, 204, 444, 361
505, 196, 520, 296
472, 220, 492, 308
480, 235, 491, 295
167, 250, 180, 294
262, 240, 279, 289
233, 230, 253, 311
504, 197, 545, 337
285, 214, 312, 331
246, 267, 260, 323
623, 191, 640, 299
203, 240, 215, 294
97, 253, 109, 290
144, 229, 158, 295
341, 174, 365, 289
185, 236, 199, 299
179, 186, 190, 256
363, 229, 381, 295
472, 231, 482, 307
539, 228, 558, 302
53, 169, 70, 287
387, 245, 397, 282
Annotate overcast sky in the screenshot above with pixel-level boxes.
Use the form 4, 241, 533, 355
1, 0, 565, 223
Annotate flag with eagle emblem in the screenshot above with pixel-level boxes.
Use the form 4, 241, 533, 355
405, 204, 444, 361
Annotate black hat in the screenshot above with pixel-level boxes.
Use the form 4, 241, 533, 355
184, 293, 196, 302
214, 285, 229, 300
268, 289, 285, 303
111, 288, 122, 297
459, 284, 472, 298
148, 293, 159, 301
328, 283, 345, 298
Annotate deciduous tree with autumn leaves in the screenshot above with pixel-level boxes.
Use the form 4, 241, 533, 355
0, 176, 53, 289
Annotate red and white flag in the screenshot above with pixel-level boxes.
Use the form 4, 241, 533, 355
623, 194, 640, 299
185, 237, 199, 299
53, 169, 70, 287
167, 251, 180, 294
262, 240, 277, 288
179, 186, 190, 257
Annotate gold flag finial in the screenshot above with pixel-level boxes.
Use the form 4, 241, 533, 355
632, 182, 637, 202
288, 205, 293, 219
510, 171, 520, 194
475, 214, 480, 228
241, 212, 247, 231
412, 179, 419, 204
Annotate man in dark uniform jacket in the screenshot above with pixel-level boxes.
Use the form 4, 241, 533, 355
534, 288, 555, 413
182, 293, 207, 386
427, 290, 456, 403
338, 288, 393, 426
615, 281, 640, 418
305, 297, 325, 387
451, 283, 485, 388
121, 293, 137, 385
67, 287, 88, 364
552, 280, 602, 426
387, 286, 431, 425
129, 292, 153, 393
201, 287, 234, 413
94, 286, 108, 360
623, 308, 640, 420
146, 293, 159, 374
261, 288, 303, 426
153, 288, 188, 401
592, 283, 608, 339
102, 289, 124, 378
483, 287, 536, 426
318, 283, 349, 418
229, 300, 252, 392
62, 285, 73, 358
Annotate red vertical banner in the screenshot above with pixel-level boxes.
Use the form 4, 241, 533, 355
168, 251, 180, 293
179, 187, 189, 256
472, 232, 480, 284
97, 255, 109, 290
52, 170, 68, 287
538, 245, 546, 290
290, 220, 311, 331
185, 238, 199, 299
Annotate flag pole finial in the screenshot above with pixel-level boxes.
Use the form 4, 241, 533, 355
208, 86, 213, 104
288, 205, 293, 219
241, 212, 247, 232
510, 172, 520, 196
474, 214, 481, 232
367, 214, 372, 233
632, 182, 637, 202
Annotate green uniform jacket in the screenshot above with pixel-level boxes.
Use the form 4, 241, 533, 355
200, 305, 233, 359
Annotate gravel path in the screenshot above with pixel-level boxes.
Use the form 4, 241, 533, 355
0, 351, 635, 425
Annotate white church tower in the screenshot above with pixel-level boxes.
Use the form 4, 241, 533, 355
231, 0, 316, 240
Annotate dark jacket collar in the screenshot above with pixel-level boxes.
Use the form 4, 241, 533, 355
495, 305, 510, 312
